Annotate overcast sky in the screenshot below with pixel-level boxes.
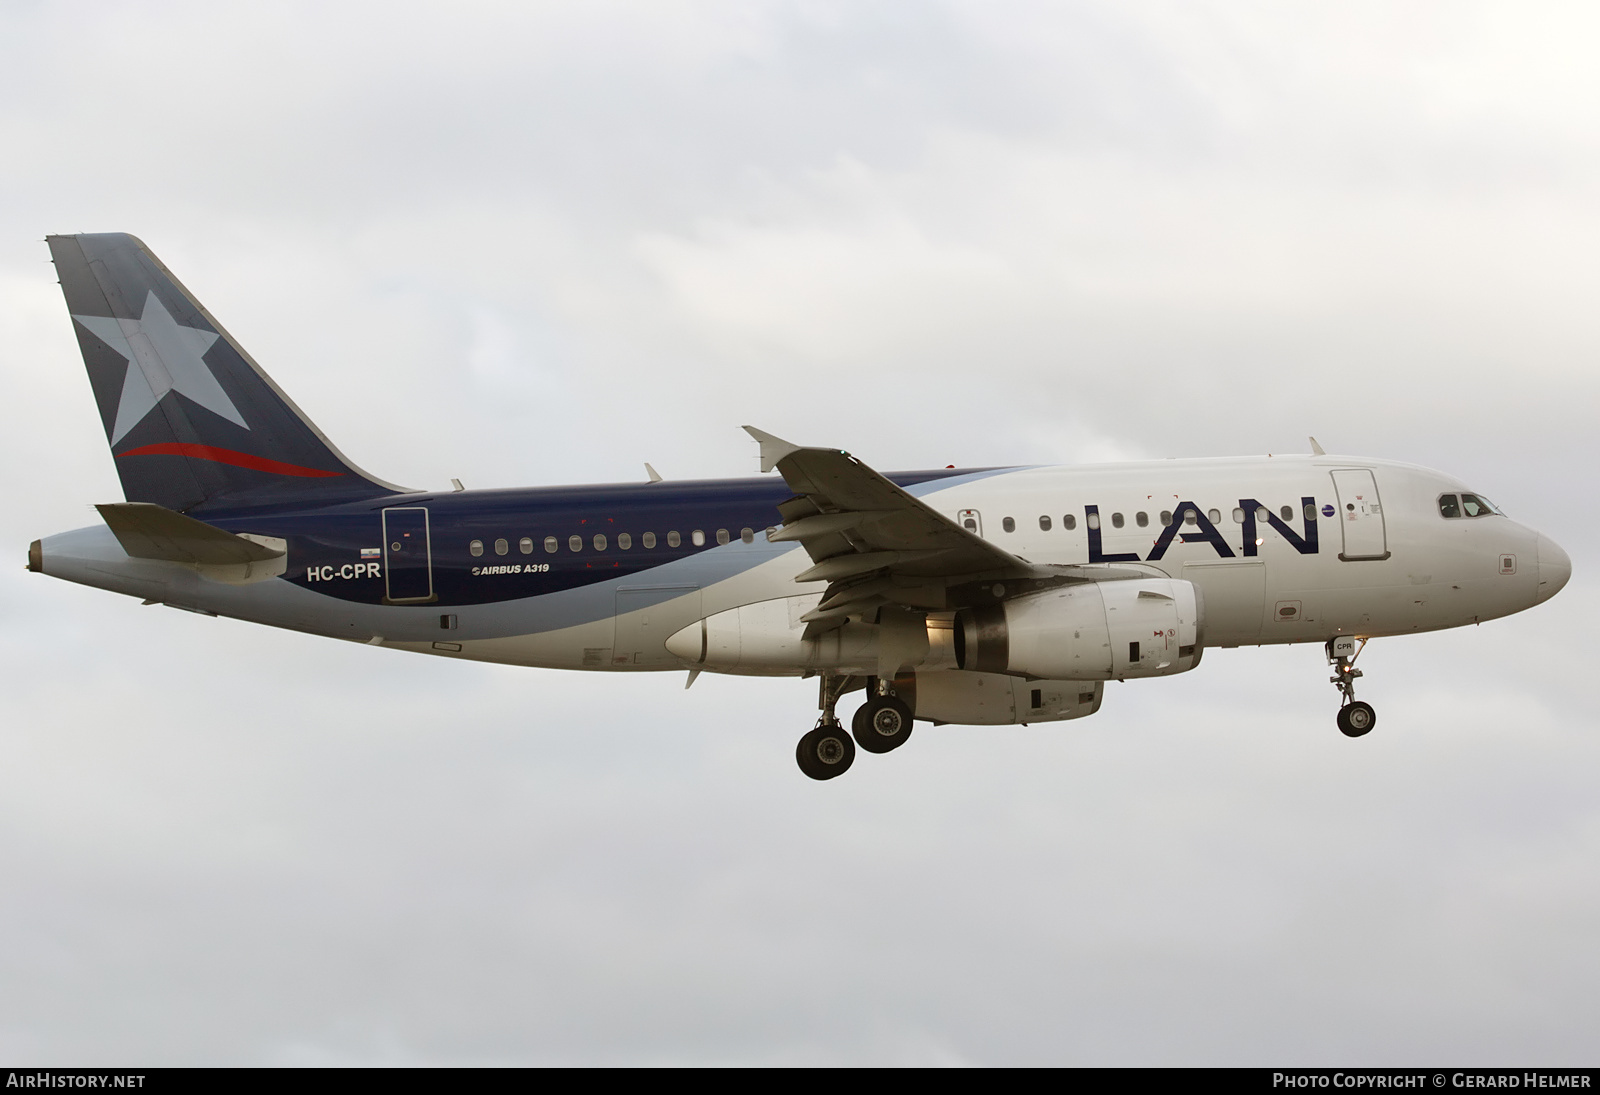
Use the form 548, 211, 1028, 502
1, 0, 1597, 1065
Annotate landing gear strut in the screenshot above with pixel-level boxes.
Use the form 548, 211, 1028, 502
796, 674, 856, 780
1327, 636, 1376, 738
852, 677, 914, 754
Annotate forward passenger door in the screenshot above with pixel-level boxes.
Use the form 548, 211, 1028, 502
1330, 470, 1389, 561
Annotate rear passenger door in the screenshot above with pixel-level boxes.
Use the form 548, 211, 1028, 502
382, 507, 435, 603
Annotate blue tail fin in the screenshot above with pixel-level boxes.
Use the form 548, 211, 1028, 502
48, 233, 404, 513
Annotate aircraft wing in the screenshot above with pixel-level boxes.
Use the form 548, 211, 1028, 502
744, 426, 1043, 630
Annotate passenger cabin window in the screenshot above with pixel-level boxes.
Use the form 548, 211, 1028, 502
1184, 512, 1197, 527
741, 528, 754, 544
1232, 508, 1245, 524
1280, 505, 1293, 522
618, 533, 632, 550
494, 538, 508, 556
1304, 503, 1316, 521
568, 535, 582, 552
519, 537, 533, 555
667, 531, 681, 547
1002, 517, 1015, 533
643, 532, 657, 549
544, 536, 558, 553
1208, 509, 1222, 524
1111, 512, 1124, 529
1136, 512, 1148, 528
692, 530, 705, 547
1087, 513, 1100, 530
593, 534, 607, 551
716, 529, 730, 545
469, 539, 484, 557
1039, 515, 1052, 531
1160, 511, 1173, 527
1062, 514, 1076, 530
1255, 506, 1270, 522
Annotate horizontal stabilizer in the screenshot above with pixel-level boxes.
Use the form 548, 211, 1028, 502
96, 502, 283, 566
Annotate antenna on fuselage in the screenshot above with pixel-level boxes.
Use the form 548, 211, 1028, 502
1309, 437, 1326, 456
644, 463, 663, 483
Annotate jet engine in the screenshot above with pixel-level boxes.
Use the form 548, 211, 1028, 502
955, 578, 1203, 680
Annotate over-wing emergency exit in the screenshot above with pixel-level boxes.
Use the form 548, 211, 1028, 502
29, 234, 1572, 779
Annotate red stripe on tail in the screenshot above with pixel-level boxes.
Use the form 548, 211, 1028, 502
117, 443, 344, 478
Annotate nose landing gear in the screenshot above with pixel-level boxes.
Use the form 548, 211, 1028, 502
1327, 636, 1376, 738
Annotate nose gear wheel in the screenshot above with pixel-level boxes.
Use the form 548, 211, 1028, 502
1337, 701, 1376, 737
1327, 637, 1377, 738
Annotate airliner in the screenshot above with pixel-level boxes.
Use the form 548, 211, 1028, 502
28, 234, 1572, 779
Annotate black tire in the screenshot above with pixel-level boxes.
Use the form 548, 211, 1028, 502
1337, 701, 1376, 738
796, 722, 856, 780
852, 696, 914, 754
852, 702, 872, 741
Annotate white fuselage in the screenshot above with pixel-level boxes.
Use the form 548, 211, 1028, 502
39, 453, 1566, 683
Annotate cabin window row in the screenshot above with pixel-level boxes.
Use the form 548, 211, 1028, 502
467, 527, 758, 557
1000, 504, 1315, 533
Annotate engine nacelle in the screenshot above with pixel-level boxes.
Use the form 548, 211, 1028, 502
956, 578, 1203, 680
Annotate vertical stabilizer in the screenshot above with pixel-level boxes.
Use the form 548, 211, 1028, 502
48, 233, 404, 513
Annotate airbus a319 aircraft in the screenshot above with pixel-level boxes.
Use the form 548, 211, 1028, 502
29, 234, 1572, 779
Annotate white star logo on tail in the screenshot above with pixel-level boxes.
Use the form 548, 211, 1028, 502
73, 291, 248, 444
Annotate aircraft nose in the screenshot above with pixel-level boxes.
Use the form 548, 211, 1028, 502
1536, 535, 1571, 604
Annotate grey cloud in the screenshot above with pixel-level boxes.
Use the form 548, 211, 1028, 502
1, 0, 1595, 1064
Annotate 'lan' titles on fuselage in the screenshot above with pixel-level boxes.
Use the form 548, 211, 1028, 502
1086, 497, 1322, 563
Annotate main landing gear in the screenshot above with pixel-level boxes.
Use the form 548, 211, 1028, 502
795, 674, 915, 780
796, 721, 855, 781
1327, 636, 1377, 738
852, 683, 914, 755
796, 673, 856, 781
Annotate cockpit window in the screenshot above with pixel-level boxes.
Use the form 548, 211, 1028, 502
1439, 492, 1504, 519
